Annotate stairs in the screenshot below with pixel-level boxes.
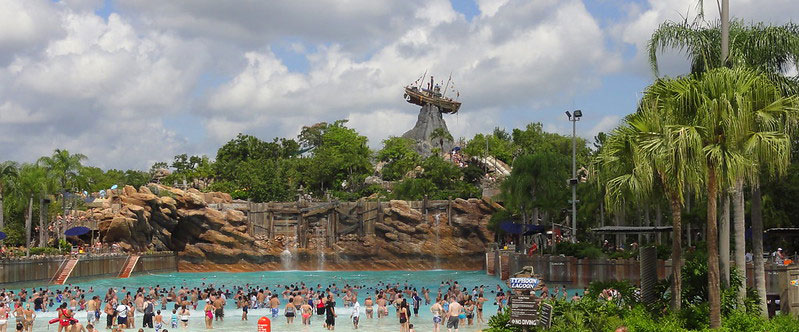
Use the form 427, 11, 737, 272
52, 258, 79, 285
118, 255, 140, 278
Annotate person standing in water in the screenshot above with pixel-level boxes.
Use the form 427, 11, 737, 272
300, 300, 312, 325
350, 298, 360, 329
284, 298, 296, 324
202, 300, 214, 329
324, 295, 336, 331
446, 297, 462, 332
430, 297, 444, 332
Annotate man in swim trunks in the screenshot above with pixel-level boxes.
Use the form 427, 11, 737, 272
269, 295, 280, 318
446, 298, 462, 332
212, 294, 225, 322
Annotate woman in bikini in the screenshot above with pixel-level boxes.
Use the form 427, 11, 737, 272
179, 306, 190, 328
203, 300, 214, 329
364, 296, 374, 319
284, 300, 296, 324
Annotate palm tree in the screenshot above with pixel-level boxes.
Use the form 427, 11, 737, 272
0, 161, 19, 232
14, 165, 54, 253
596, 124, 653, 251
649, 68, 797, 327
430, 128, 453, 154
37, 149, 87, 242
627, 95, 705, 312
649, 19, 799, 312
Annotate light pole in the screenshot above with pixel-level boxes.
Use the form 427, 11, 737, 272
566, 110, 582, 243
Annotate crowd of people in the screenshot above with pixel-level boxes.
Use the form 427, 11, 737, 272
0, 278, 528, 332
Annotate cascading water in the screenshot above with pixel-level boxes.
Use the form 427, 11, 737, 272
280, 239, 295, 270
434, 213, 441, 269
316, 228, 326, 270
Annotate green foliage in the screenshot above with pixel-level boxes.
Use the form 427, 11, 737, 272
377, 137, 420, 181
548, 241, 604, 259
464, 128, 514, 164
500, 151, 570, 223
392, 155, 480, 200
28, 247, 63, 256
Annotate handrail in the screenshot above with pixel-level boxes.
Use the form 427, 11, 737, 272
118, 255, 131, 277
49, 257, 69, 284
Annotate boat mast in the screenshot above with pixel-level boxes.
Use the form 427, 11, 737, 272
443, 73, 452, 97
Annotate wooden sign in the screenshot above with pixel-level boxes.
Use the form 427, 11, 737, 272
539, 303, 553, 329
510, 295, 539, 326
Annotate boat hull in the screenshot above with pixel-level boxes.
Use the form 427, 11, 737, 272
404, 87, 461, 114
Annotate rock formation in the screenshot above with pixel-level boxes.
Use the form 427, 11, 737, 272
402, 104, 454, 156
77, 184, 499, 271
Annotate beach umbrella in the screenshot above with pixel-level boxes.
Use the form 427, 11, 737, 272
0, 232, 6, 240
64, 226, 90, 237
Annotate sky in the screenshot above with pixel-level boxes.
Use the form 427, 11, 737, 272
0, 0, 798, 170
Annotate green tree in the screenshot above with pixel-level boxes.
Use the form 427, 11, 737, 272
500, 152, 569, 225
307, 121, 372, 196
649, 19, 799, 317
36, 149, 87, 193
0, 161, 19, 232
377, 137, 421, 181
648, 68, 797, 327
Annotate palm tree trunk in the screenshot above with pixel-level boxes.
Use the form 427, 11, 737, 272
720, 189, 730, 287
668, 194, 683, 311
0, 192, 4, 232
656, 204, 663, 245
751, 184, 768, 317
706, 167, 722, 328
25, 196, 33, 256
733, 179, 746, 307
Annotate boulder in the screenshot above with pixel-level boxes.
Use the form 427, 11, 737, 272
195, 243, 242, 263
199, 230, 238, 247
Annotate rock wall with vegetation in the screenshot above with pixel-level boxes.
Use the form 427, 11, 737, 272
79, 184, 498, 271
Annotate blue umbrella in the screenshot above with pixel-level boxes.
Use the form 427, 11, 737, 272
64, 227, 90, 237
0, 232, 6, 240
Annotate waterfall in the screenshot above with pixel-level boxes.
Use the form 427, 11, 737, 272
317, 228, 326, 270
434, 213, 441, 269
281, 241, 295, 270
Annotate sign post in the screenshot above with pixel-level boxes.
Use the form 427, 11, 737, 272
539, 303, 553, 329
257, 316, 271, 332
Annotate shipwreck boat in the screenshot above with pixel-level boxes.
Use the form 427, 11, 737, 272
404, 75, 462, 114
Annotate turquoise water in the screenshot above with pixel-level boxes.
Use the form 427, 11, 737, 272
21, 270, 516, 332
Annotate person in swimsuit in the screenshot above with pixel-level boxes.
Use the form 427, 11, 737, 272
170, 309, 178, 329
476, 293, 487, 324
398, 301, 409, 332
153, 310, 163, 332
446, 297, 462, 332
300, 301, 312, 325
284, 301, 296, 324
179, 306, 190, 328
0, 302, 9, 332
376, 295, 388, 319
315, 296, 325, 317
464, 299, 475, 326
22, 304, 35, 332
203, 300, 214, 329
363, 297, 373, 319
430, 298, 444, 332
269, 296, 280, 319
324, 296, 336, 331
238, 297, 248, 321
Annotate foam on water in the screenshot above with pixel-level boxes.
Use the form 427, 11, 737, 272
18, 270, 532, 332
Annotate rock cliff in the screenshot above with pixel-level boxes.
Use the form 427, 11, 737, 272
402, 104, 454, 156
79, 185, 499, 271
